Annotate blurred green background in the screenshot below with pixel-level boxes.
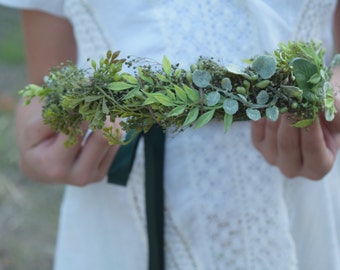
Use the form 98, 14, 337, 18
0, 6, 63, 270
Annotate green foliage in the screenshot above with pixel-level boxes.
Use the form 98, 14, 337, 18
19, 41, 340, 146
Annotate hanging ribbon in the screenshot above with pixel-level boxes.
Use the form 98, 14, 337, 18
108, 126, 165, 270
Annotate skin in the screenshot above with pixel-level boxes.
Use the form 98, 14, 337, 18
17, 10, 120, 185
251, 1, 340, 180
17, 4, 340, 185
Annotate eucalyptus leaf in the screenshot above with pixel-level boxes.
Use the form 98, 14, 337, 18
192, 70, 212, 88
226, 64, 248, 77
223, 99, 239, 115
252, 55, 277, 79
265, 106, 279, 121
256, 90, 269, 105
206, 91, 221, 106
246, 108, 261, 121
221, 77, 232, 91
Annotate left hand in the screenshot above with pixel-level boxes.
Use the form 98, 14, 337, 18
251, 93, 340, 180
255, 2, 340, 180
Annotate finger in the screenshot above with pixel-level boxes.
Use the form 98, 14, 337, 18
70, 130, 119, 185
276, 116, 302, 177
251, 118, 266, 145
300, 120, 334, 179
24, 114, 56, 148
251, 117, 280, 165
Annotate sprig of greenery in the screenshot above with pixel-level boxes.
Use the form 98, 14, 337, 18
20, 41, 340, 146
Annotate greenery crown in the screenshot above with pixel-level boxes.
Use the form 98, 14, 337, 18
20, 40, 340, 146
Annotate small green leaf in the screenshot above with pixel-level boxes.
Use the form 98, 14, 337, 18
223, 113, 233, 133
226, 64, 248, 78
252, 55, 277, 79
246, 108, 261, 121
292, 118, 315, 128
192, 70, 212, 88
102, 98, 110, 114
156, 73, 169, 82
146, 92, 173, 106
124, 87, 141, 100
166, 89, 176, 100
265, 106, 279, 121
256, 90, 269, 105
142, 96, 157, 106
121, 74, 138, 84
138, 67, 154, 85
223, 99, 239, 115
182, 84, 199, 102
173, 85, 188, 103
162, 55, 172, 76
183, 107, 199, 126
194, 110, 215, 129
108, 82, 134, 91
168, 105, 186, 117
84, 96, 102, 102
206, 91, 220, 106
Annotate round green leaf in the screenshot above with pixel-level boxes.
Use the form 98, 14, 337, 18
223, 99, 239, 115
252, 55, 277, 79
256, 90, 269, 105
265, 106, 279, 121
246, 108, 261, 121
206, 91, 220, 106
192, 70, 212, 88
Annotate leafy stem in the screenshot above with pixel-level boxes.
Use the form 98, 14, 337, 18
20, 40, 340, 146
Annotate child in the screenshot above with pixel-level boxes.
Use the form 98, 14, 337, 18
1, 0, 340, 269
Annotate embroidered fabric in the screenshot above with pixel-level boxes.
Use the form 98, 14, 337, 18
2, 0, 340, 269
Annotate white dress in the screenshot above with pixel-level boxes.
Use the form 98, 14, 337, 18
2, 0, 340, 269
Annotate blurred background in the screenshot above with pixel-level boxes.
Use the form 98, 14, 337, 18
0, 6, 63, 270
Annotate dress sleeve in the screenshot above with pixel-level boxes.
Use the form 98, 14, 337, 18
0, 0, 65, 17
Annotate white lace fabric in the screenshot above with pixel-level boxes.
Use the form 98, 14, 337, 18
1, 0, 340, 269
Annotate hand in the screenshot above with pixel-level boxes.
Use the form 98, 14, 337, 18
16, 98, 120, 186
251, 94, 340, 180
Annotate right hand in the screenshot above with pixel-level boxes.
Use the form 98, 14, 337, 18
16, 98, 120, 186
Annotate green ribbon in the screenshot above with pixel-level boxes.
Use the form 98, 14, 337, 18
108, 126, 165, 270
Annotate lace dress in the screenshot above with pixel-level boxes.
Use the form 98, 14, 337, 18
2, 0, 340, 269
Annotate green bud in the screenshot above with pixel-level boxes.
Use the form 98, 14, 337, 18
236, 86, 247, 95
190, 64, 198, 73
243, 80, 250, 91
186, 71, 192, 83
291, 102, 298, 109
255, 80, 270, 89
251, 74, 258, 81
279, 106, 288, 114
